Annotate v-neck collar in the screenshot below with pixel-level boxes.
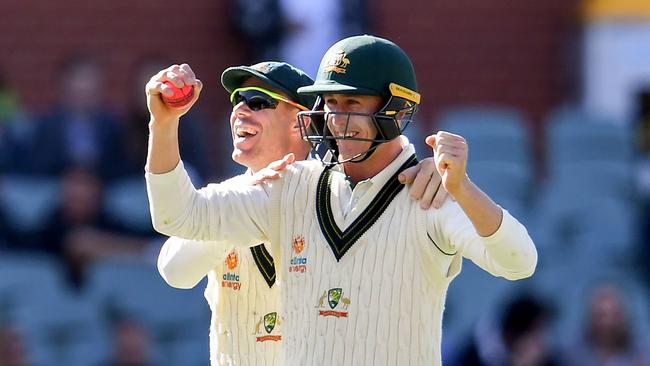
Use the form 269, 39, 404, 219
250, 244, 275, 288
316, 153, 418, 262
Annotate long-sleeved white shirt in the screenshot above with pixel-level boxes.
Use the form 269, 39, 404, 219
157, 173, 283, 366
146, 142, 537, 366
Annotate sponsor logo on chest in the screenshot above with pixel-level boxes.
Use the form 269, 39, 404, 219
221, 250, 241, 291
316, 287, 351, 318
289, 235, 308, 274
253, 312, 282, 342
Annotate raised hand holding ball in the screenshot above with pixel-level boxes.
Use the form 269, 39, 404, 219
161, 81, 195, 109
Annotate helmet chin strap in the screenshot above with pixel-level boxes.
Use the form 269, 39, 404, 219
343, 138, 380, 164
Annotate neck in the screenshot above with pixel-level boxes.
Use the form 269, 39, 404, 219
342, 138, 405, 184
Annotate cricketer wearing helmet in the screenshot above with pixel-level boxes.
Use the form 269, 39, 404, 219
153, 61, 447, 366
145, 35, 537, 366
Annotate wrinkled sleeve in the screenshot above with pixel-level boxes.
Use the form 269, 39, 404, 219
427, 201, 537, 280
146, 160, 271, 246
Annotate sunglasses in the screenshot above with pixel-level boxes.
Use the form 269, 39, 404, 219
230, 86, 309, 112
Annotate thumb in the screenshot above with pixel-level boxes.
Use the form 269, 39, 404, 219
268, 153, 295, 171
426, 134, 436, 148
275, 153, 296, 169
285, 153, 296, 164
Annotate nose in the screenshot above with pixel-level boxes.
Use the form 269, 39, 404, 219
233, 100, 252, 116
329, 112, 347, 129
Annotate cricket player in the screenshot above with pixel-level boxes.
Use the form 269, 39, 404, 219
145, 35, 537, 366
154, 61, 447, 365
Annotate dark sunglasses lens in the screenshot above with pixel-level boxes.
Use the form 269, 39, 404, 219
234, 91, 277, 111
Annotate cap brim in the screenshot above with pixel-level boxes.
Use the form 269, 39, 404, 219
221, 66, 290, 95
297, 82, 381, 96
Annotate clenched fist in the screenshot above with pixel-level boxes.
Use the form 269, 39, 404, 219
427, 131, 469, 197
145, 63, 203, 124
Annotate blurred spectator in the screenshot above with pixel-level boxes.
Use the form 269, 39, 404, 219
560, 283, 650, 366
16, 56, 126, 180
0, 71, 17, 172
0, 324, 27, 366
636, 89, 650, 280
501, 295, 558, 366
103, 319, 152, 366
231, 0, 285, 61
451, 294, 558, 366
277, 0, 343, 77
0, 73, 19, 123
121, 56, 211, 183
0, 70, 35, 175
33, 166, 157, 288
277, 0, 369, 77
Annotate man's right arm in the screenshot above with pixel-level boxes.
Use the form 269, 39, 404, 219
145, 64, 270, 246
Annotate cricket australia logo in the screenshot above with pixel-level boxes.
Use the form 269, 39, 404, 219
289, 235, 308, 273
316, 288, 350, 318
254, 312, 282, 342
323, 50, 350, 74
222, 250, 241, 291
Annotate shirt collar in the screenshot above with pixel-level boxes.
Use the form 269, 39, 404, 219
364, 136, 416, 188
332, 136, 416, 187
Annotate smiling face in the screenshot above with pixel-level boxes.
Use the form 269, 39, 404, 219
229, 78, 305, 172
323, 93, 383, 161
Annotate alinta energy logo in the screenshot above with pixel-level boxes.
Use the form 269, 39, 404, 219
222, 250, 241, 291
254, 312, 282, 342
316, 288, 350, 318
289, 235, 307, 273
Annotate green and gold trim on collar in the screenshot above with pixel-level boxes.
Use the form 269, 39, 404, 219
250, 244, 276, 288
316, 154, 418, 261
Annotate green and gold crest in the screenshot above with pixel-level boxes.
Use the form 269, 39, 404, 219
328, 288, 343, 309
264, 312, 277, 334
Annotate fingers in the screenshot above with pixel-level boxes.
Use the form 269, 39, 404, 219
283, 153, 296, 165
250, 168, 281, 185
431, 131, 467, 168
419, 168, 442, 209
147, 63, 200, 95
250, 153, 296, 185
398, 165, 419, 184
431, 183, 449, 208
408, 158, 436, 201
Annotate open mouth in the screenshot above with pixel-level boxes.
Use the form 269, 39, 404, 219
334, 131, 358, 138
235, 126, 259, 138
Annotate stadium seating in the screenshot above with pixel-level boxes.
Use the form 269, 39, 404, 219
85, 258, 210, 366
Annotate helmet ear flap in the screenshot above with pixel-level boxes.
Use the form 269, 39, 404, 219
372, 96, 418, 141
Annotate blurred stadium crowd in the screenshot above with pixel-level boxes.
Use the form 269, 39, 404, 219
1, 0, 650, 365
